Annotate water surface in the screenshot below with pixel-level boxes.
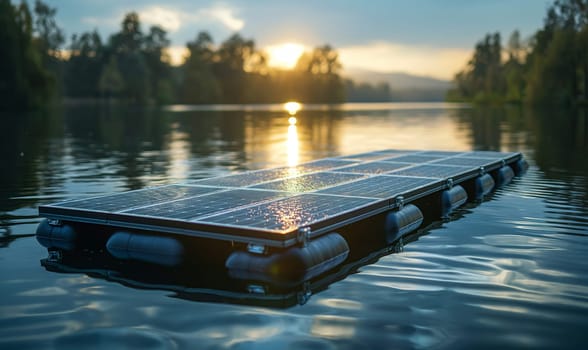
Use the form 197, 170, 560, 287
1, 103, 587, 349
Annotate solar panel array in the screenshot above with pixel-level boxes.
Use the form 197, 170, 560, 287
39, 149, 521, 246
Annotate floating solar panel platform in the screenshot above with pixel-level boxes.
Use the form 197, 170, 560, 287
38, 149, 524, 248
37, 149, 526, 281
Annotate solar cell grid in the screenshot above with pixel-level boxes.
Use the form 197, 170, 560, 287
337, 150, 408, 161
432, 157, 496, 167
50, 185, 219, 212
194, 159, 357, 188
200, 193, 381, 233
418, 151, 465, 157
124, 189, 285, 221
466, 151, 516, 158
194, 168, 291, 187
389, 164, 472, 178
380, 154, 444, 164
252, 172, 365, 193
335, 161, 409, 174
317, 175, 438, 199
295, 159, 358, 172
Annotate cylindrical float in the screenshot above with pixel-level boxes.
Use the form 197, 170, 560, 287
36, 219, 78, 251
441, 185, 468, 218
106, 231, 184, 267
475, 173, 495, 200
496, 165, 515, 187
514, 158, 529, 176
225, 232, 349, 283
384, 204, 423, 244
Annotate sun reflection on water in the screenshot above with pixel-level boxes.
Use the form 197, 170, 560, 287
284, 101, 301, 115
285, 102, 301, 170
287, 124, 299, 168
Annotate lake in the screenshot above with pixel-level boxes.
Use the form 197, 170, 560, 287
1, 102, 587, 349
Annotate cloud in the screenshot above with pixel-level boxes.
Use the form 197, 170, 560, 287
198, 5, 244, 32
82, 4, 244, 35
139, 4, 244, 33
139, 6, 182, 32
338, 42, 471, 80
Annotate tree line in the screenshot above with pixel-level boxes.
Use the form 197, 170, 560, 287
1, 0, 401, 110
448, 0, 588, 105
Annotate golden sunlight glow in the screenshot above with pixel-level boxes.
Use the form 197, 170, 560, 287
266, 43, 306, 69
288, 116, 297, 125
338, 42, 470, 80
284, 101, 302, 115
166, 46, 189, 66
287, 124, 299, 167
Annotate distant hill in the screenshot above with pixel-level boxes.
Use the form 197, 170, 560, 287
343, 68, 452, 101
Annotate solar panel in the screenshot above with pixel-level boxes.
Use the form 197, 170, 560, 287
295, 159, 357, 172
195, 168, 292, 187
48, 185, 219, 212
380, 154, 444, 164
194, 159, 356, 188
389, 164, 472, 179
431, 157, 496, 167
466, 151, 517, 158
337, 150, 408, 161
251, 172, 365, 192
124, 189, 285, 221
334, 161, 409, 174
316, 175, 439, 199
38, 149, 524, 247
199, 193, 382, 233
418, 151, 465, 157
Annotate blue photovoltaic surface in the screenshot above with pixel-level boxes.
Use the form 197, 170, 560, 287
200, 193, 381, 233
49, 185, 219, 212
389, 164, 472, 179
316, 175, 438, 199
336, 150, 409, 161
380, 154, 445, 164
334, 162, 410, 175
431, 157, 498, 167
251, 172, 365, 192
124, 189, 285, 221
195, 159, 357, 187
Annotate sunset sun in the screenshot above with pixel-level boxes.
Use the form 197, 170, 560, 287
266, 43, 306, 70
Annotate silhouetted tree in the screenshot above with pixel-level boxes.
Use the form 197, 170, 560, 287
98, 55, 124, 98
295, 45, 345, 103
144, 25, 173, 103
345, 80, 391, 102
450, 0, 588, 105
0, 0, 52, 110
213, 34, 258, 103
525, 0, 588, 105
107, 13, 151, 103
180, 31, 221, 103
65, 30, 104, 97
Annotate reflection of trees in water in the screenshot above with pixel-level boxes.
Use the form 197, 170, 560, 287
450, 106, 588, 177
525, 107, 588, 178
5, 105, 587, 236
1, 105, 345, 214
449, 108, 505, 151
0, 109, 63, 211
451, 106, 588, 211
62, 106, 170, 190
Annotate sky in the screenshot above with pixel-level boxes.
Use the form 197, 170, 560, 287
42, 0, 552, 80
